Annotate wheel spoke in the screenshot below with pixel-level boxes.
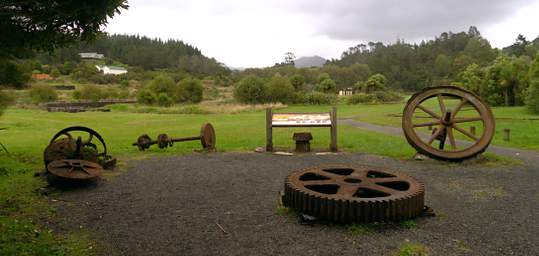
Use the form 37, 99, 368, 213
361, 184, 395, 196
453, 117, 483, 123
417, 105, 441, 119
437, 94, 446, 113
427, 127, 445, 145
451, 98, 468, 118
447, 127, 457, 150
338, 185, 360, 197
413, 120, 441, 128
453, 125, 479, 141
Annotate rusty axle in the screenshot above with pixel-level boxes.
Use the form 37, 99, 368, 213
133, 123, 216, 151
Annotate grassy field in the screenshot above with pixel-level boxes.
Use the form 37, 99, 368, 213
0, 102, 533, 255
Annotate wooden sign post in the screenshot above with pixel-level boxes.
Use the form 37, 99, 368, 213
266, 107, 337, 152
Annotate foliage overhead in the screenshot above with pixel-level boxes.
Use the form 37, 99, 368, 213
0, 0, 128, 58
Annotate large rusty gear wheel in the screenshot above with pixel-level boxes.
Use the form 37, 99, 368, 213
283, 165, 424, 223
402, 86, 495, 161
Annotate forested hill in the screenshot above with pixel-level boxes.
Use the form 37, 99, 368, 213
39, 34, 229, 75
330, 26, 539, 91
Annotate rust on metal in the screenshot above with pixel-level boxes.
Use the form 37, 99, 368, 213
43, 126, 115, 180
133, 123, 216, 151
283, 165, 425, 223
402, 86, 495, 161
47, 159, 103, 179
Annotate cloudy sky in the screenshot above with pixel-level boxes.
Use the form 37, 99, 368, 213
105, 0, 539, 68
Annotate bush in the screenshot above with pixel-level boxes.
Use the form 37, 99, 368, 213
73, 85, 107, 101
120, 80, 129, 88
266, 74, 295, 103
28, 85, 57, 103
0, 90, 14, 115
234, 75, 267, 104
50, 68, 61, 78
157, 93, 173, 107
301, 92, 337, 105
0, 60, 30, 88
290, 74, 305, 90
315, 78, 337, 93
177, 77, 203, 103
356, 74, 387, 93
347, 91, 403, 104
148, 74, 176, 96
137, 89, 158, 105
347, 93, 376, 104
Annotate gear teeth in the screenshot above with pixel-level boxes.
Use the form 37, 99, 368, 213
283, 165, 425, 224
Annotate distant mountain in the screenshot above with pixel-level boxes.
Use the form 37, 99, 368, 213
294, 56, 327, 68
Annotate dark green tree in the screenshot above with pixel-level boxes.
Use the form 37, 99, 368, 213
234, 75, 267, 104
0, 0, 128, 58
526, 53, 539, 113
177, 77, 203, 103
266, 74, 295, 103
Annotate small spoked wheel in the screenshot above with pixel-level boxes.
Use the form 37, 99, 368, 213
402, 86, 495, 161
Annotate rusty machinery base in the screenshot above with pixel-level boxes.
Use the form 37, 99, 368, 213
283, 165, 425, 223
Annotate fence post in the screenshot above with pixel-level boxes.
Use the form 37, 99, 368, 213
470, 126, 476, 136
503, 128, 510, 142
330, 107, 338, 152
266, 108, 273, 152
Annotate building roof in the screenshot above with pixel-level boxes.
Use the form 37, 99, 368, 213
106, 66, 127, 71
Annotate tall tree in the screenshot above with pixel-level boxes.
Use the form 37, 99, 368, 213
0, 0, 128, 58
526, 53, 539, 113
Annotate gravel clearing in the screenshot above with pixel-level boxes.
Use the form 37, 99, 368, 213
56, 152, 539, 255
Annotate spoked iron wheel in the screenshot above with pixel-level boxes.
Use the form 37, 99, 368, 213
47, 159, 103, 179
44, 126, 109, 167
283, 165, 424, 223
402, 86, 495, 161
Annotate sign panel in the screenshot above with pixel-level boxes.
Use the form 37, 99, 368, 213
272, 113, 331, 126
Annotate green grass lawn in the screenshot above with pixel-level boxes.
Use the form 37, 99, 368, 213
0, 103, 530, 255
338, 102, 539, 151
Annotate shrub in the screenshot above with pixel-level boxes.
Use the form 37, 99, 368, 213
234, 75, 267, 104
347, 93, 376, 104
120, 80, 129, 88
157, 93, 173, 107
73, 85, 107, 101
289, 74, 306, 90
28, 85, 57, 103
266, 74, 295, 103
0, 60, 30, 88
0, 90, 14, 115
373, 90, 403, 102
148, 74, 176, 96
347, 91, 403, 104
315, 78, 337, 93
50, 68, 61, 78
136, 89, 157, 105
177, 77, 203, 103
357, 73, 387, 93
302, 92, 337, 105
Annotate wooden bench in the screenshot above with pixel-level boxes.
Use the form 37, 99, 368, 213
266, 107, 337, 152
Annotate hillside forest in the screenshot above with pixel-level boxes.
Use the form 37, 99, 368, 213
1, 26, 539, 113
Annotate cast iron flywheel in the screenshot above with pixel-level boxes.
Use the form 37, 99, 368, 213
283, 165, 425, 223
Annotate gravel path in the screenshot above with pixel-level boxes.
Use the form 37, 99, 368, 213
340, 118, 539, 164
56, 152, 539, 256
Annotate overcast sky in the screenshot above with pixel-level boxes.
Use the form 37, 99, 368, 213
105, 0, 539, 68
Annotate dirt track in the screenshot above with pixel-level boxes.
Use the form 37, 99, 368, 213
55, 152, 539, 255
